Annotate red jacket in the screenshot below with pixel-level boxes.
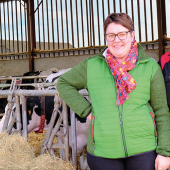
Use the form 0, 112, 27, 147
158, 51, 170, 108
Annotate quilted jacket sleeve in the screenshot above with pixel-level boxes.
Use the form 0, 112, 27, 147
150, 65, 170, 156
57, 57, 92, 118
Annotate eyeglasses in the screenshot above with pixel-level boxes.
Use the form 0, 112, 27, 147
105, 31, 132, 41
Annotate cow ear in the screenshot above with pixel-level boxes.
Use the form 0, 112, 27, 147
34, 107, 41, 116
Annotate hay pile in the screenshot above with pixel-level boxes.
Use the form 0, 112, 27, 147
0, 132, 74, 170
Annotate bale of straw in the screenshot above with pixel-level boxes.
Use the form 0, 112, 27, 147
29, 153, 74, 170
0, 132, 74, 170
0, 132, 35, 170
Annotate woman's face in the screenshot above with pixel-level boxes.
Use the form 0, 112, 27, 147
105, 22, 135, 63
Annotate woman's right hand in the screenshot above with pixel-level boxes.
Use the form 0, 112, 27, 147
155, 154, 170, 170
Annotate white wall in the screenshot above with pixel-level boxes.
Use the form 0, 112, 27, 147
0, 48, 169, 76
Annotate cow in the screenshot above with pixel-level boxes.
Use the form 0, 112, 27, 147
0, 68, 59, 114
0, 69, 91, 170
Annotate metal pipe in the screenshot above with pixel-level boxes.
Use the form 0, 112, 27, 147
75, 0, 79, 49
63, 101, 69, 161
0, 3, 2, 54
7, 1, 10, 54
144, 0, 148, 49
24, 1, 28, 52
0, 89, 88, 98
80, 0, 84, 49
150, 0, 154, 49
3, 2, 6, 54
119, 0, 122, 12
45, 0, 50, 54
41, 0, 45, 50
15, 0, 19, 56
157, 0, 164, 58
51, 0, 54, 52
60, 0, 64, 50
21, 95, 28, 141
86, 0, 90, 47
71, 110, 77, 169
70, 0, 74, 50
96, 0, 100, 46
15, 95, 21, 135
65, 0, 69, 49
55, 0, 60, 50
137, 0, 141, 42
20, 1, 23, 54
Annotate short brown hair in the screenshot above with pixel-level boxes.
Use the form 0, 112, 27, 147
104, 13, 134, 34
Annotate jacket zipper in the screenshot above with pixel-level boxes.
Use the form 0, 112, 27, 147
118, 105, 128, 157
103, 56, 129, 156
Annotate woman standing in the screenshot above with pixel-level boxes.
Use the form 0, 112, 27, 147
57, 13, 170, 170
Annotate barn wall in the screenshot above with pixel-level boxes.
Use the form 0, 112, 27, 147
0, 48, 170, 76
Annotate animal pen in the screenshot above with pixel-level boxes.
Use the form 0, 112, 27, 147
0, 0, 170, 169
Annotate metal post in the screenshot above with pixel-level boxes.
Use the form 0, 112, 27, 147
157, 0, 166, 59
16, 95, 21, 135
62, 101, 69, 160
27, 0, 35, 71
21, 95, 28, 141
71, 110, 78, 170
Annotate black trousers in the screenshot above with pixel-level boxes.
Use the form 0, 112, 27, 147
87, 150, 157, 170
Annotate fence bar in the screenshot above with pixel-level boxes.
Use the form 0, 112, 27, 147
51, 0, 54, 51
157, 0, 164, 58
65, 0, 69, 49
21, 95, 28, 141
60, 0, 64, 49
24, 1, 28, 52
63, 101, 69, 161
91, 0, 95, 47
11, 0, 15, 53
131, 0, 134, 23
80, 0, 84, 49
96, 0, 100, 46
15, 95, 21, 135
15, 0, 19, 56
144, 0, 148, 49
75, 0, 79, 49
119, 0, 122, 12
3, 2, 6, 54
137, 0, 141, 42
150, 0, 154, 49
86, 0, 90, 47
108, 0, 110, 16
41, 0, 45, 50
55, 0, 59, 50
46, 0, 50, 53
0, 3, 2, 54
7, 1, 10, 53
113, 0, 116, 12
125, 0, 127, 14
20, 1, 23, 54
102, 0, 105, 45
71, 110, 77, 169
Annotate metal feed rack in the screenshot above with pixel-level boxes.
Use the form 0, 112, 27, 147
0, 76, 89, 169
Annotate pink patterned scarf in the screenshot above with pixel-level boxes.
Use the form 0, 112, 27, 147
106, 40, 138, 106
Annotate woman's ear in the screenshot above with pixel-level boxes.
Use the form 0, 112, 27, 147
131, 31, 135, 41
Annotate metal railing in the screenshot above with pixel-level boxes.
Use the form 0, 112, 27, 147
0, 0, 170, 62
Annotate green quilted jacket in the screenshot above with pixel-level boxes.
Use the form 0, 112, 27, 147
57, 44, 170, 158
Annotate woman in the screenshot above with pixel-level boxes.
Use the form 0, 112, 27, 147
57, 13, 170, 170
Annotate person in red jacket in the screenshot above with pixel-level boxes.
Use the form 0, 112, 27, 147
158, 51, 170, 109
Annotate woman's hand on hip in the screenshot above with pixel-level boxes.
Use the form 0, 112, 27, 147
155, 154, 170, 170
